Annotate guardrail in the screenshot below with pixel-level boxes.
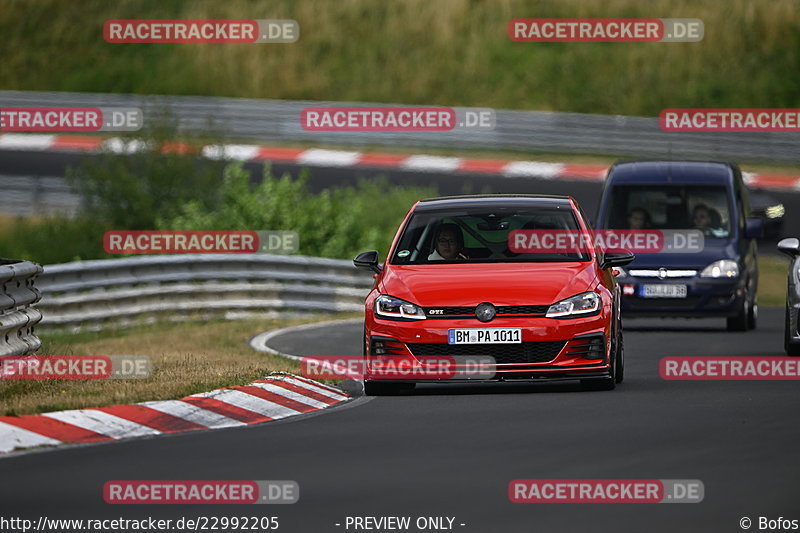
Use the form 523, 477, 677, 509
0, 259, 44, 357
2, 90, 799, 163
36, 254, 374, 331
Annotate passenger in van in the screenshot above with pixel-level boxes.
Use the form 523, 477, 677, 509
627, 207, 652, 229
692, 204, 727, 237
428, 223, 469, 261
692, 204, 713, 229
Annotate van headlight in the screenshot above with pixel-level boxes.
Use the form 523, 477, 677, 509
375, 295, 426, 320
546, 292, 601, 318
700, 260, 739, 278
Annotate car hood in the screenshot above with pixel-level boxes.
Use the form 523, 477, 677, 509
627, 239, 738, 270
379, 262, 597, 306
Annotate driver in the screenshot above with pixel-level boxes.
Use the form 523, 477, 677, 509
692, 204, 726, 237
692, 204, 713, 230
428, 223, 469, 261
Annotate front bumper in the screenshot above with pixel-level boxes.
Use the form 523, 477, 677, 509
363, 314, 612, 382
618, 276, 745, 318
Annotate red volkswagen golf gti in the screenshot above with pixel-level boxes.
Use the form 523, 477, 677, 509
353, 195, 634, 395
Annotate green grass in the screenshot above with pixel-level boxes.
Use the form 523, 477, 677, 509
760, 255, 792, 307
1, 0, 799, 116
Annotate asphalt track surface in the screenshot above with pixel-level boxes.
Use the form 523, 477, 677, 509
0, 308, 798, 533
1, 150, 799, 532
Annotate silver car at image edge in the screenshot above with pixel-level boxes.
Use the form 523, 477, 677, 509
778, 238, 800, 355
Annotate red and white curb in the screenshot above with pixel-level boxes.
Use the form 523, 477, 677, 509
0, 373, 348, 455
1, 133, 798, 192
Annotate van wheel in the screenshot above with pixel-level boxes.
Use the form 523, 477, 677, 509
747, 300, 758, 330
727, 297, 749, 332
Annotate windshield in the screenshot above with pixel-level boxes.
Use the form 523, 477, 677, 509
389, 206, 591, 264
603, 184, 732, 238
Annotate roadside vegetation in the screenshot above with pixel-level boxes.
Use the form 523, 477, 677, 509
0, 125, 436, 265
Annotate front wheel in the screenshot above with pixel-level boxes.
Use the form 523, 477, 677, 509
786, 305, 800, 356
581, 337, 616, 391
615, 333, 625, 384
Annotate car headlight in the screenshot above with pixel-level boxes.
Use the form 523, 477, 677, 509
546, 292, 601, 318
614, 267, 628, 278
700, 260, 739, 278
374, 295, 426, 320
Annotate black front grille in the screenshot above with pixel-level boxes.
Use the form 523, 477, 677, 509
424, 305, 549, 317
496, 305, 549, 315
406, 341, 566, 364
425, 306, 474, 316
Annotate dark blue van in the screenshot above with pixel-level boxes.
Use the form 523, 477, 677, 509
595, 161, 762, 331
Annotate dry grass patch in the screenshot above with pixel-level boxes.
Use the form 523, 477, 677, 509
0, 316, 347, 416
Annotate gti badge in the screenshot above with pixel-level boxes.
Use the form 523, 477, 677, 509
475, 302, 496, 322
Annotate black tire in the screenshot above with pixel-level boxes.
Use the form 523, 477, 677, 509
363, 381, 415, 396
581, 333, 616, 391
786, 305, 800, 356
747, 300, 758, 330
726, 296, 749, 332
615, 332, 625, 384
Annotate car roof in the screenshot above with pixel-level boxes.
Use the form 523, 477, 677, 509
607, 160, 736, 185
415, 194, 574, 211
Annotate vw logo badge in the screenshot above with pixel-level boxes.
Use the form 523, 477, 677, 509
475, 302, 496, 322
658, 267, 668, 280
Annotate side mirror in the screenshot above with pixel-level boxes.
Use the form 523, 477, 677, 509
354, 250, 382, 274
745, 217, 763, 239
600, 251, 635, 270
777, 238, 800, 257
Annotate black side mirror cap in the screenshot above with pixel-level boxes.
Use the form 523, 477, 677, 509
354, 250, 382, 274
600, 251, 635, 270
777, 238, 800, 257
745, 217, 764, 239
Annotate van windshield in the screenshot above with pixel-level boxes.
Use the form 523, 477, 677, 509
604, 185, 732, 238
